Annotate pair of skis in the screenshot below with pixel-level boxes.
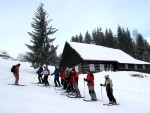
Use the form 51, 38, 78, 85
67, 95, 84, 98
83, 99, 100, 102
83, 99, 120, 106
8, 84, 27, 86
103, 103, 120, 106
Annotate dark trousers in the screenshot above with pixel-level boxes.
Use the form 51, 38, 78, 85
106, 88, 116, 103
63, 80, 67, 89
66, 82, 74, 93
54, 77, 60, 87
43, 75, 49, 86
61, 79, 64, 86
38, 74, 43, 83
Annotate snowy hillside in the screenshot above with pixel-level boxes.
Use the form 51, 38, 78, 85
0, 58, 150, 113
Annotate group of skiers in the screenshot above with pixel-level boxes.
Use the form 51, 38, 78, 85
11, 63, 117, 105
36, 65, 61, 87
36, 65, 50, 86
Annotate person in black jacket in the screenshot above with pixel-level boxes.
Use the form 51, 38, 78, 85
36, 65, 43, 84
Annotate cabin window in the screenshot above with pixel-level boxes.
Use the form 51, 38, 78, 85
137, 64, 143, 69
100, 64, 104, 71
119, 64, 126, 69
125, 64, 128, 69
145, 65, 150, 70
142, 65, 145, 69
128, 64, 135, 69
89, 64, 95, 71
75, 66, 79, 72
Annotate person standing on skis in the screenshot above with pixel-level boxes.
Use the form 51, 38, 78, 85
41, 66, 50, 86
84, 70, 97, 101
100, 75, 117, 105
36, 65, 43, 84
51, 66, 61, 87
12, 63, 21, 85
71, 68, 81, 97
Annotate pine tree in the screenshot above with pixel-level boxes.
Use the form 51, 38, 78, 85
84, 31, 91, 44
98, 28, 105, 46
135, 34, 145, 60
71, 36, 76, 42
79, 33, 83, 43
25, 3, 58, 68
124, 28, 134, 56
71, 35, 79, 42
142, 39, 150, 62
117, 26, 124, 50
92, 28, 105, 46
75, 35, 79, 42
92, 28, 101, 45
105, 29, 114, 48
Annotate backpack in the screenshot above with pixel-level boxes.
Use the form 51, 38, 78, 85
11, 65, 16, 72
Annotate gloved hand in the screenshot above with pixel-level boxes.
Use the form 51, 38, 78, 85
84, 78, 86, 81
100, 83, 103, 86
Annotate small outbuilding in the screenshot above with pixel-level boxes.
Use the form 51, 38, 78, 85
59, 41, 150, 74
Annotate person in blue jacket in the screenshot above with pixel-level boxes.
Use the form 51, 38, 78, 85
51, 66, 61, 87
36, 65, 43, 83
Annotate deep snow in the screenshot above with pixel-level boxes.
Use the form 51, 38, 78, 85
0, 58, 150, 113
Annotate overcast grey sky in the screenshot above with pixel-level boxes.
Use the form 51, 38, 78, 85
0, 0, 150, 57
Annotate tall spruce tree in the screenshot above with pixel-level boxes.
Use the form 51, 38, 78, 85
84, 31, 91, 43
117, 26, 123, 49
135, 34, 145, 60
98, 28, 105, 46
92, 29, 97, 44
79, 33, 83, 43
142, 40, 150, 62
124, 28, 134, 56
71, 36, 76, 42
25, 3, 58, 68
105, 29, 114, 48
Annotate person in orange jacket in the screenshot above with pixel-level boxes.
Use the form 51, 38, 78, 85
84, 70, 97, 101
13, 63, 21, 85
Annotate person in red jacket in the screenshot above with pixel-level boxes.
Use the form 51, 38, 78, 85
60, 68, 66, 88
84, 70, 97, 101
71, 68, 81, 97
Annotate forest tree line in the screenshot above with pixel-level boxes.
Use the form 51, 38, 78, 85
71, 26, 150, 63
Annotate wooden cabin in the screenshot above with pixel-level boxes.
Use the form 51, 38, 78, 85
59, 41, 150, 74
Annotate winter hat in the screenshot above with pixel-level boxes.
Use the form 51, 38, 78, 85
18, 63, 21, 67
104, 75, 109, 78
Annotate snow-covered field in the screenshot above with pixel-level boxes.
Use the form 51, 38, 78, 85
0, 58, 150, 113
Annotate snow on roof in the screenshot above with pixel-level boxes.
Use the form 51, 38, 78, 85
68, 42, 150, 64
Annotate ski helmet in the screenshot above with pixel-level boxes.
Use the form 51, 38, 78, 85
104, 75, 109, 78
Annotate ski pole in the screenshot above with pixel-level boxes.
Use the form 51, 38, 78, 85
49, 75, 54, 84
84, 80, 85, 99
101, 86, 103, 103
31, 74, 37, 83
1, 76, 13, 81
